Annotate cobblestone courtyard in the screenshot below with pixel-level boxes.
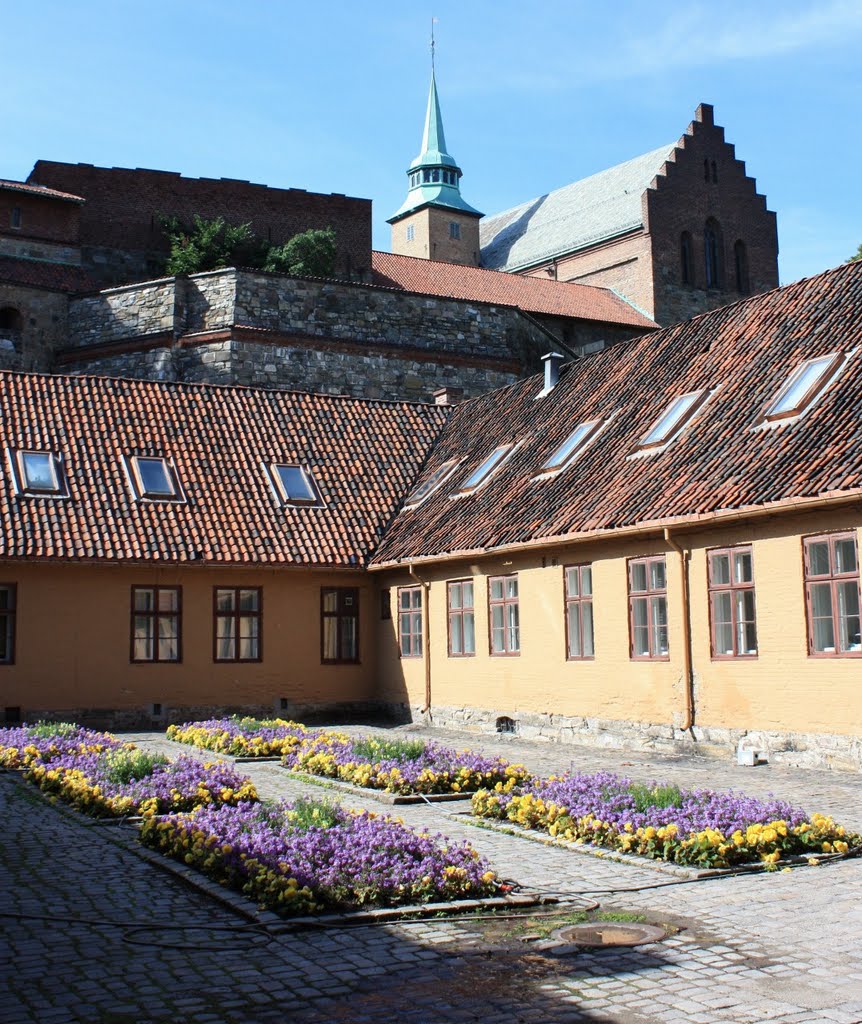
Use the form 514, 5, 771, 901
3, 725, 862, 1024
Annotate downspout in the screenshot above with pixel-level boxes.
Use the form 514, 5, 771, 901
664, 528, 694, 732
408, 564, 432, 717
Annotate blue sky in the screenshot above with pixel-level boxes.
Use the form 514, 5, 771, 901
2, 1, 860, 284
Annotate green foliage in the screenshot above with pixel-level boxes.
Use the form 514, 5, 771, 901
103, 749, 169, 785
848, 244, 862, 264
285, 796, 342, 831
351, 736, 427, 763
264, 227, 337, 277
28, 721, 77, 739
628, 782, 683, 813
163, 215, 269, 276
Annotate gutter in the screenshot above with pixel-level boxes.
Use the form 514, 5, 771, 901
664, 528, 694, 732
408, 563, 433, 716
368, 491, 862, 572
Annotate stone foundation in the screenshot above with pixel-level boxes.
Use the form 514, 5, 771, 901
395, 703, 862, 773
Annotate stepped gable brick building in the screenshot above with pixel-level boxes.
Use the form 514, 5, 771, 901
1, 261, 860, 768
480, 103, 779, 327
26, 160, 373, 286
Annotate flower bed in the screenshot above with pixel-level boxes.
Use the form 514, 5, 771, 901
0, 722, 258, 818
167, 717, 308, 758
472, 771, 861, 869
281, 731, 529, 796
140, 797, 498, 914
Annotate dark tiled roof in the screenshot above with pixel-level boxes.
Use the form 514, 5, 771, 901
0, 180, 84, 203
0, 373, 448, 567
371, 261, 862, 566
0, 257, 98, 293
371, 251, 656, 329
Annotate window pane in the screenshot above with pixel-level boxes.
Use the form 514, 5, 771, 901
807, 542, 831, 577
322, 618, 338, 660
568, 603, 582, 657
491, 579, 503, 601
545, 423, 594, 469
770, 355, 834, 415
450, 614, 463, 655
134, 616, 153, 660
0, 615, 12, 662
566, 567, 579, 598
158, 589, 178, 612
216, 589, 235, 612
239, 636, 259, 660
710, 553, 731, 586
834, 538, 857, 576
400, 590, 412, 611
463, 612, 475, 654
506, 602, 520, 652
239, 590, 259, 612
736, 590, 757, 655
322, 590, 337, 614
837, 581, 861, 652
275, 465, 316, 503
341, 618, 357, 660
733, 551, 753, 584
491, 604, 505, 653
642, 392, 701, 445
712, 592, 733, 655
582, 602, 595, 657
506, 577, 518, 600
22, 452, 56, 491
0, 587, 14, 612
650, 559, 666, 592
810, 584, 835, 652
239, 616, 258, 640
651, 596, 668, 655
158, 636, 179, 661
462, 582, 473, 608
460, 445, 512, 491
631, 562, 647, 592
134, 588, 155, 612
581, 567, 592, 598
136, 457, 174, 496
449, 584, 462, 611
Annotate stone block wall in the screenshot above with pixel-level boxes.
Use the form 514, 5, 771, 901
0, 284, 69, 372
67, 278, 177, 348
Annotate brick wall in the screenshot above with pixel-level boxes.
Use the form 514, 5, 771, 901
28, 161, 373, 286
0, 192, 81, 247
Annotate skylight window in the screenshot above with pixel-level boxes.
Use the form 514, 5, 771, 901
404, 459, 460, 508
764, 353, 842, 421
128, 456, 182, 501
454, 443, 516, 495
638, 390, 709, 450
271, 464, 322, 507
10, 450, 66, 497
540, 420, 601, 474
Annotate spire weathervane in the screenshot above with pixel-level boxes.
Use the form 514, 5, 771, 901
431, 17, 437, 73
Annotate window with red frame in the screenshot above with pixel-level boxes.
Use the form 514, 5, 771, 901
131, 586, 181, 663
398, 586, 423, 658
565, 564, 594, 659
214, 587, 261, 662
0, 584, 16, 665
708, 547, 757, 658
448, 580, 475, 657
628, 557, 668, 659
489, 575, 520, 655
804, 533, 861, 656
321, 587, 359, 663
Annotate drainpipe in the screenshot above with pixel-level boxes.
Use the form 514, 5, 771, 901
408, 564, 432, 717
664, 528, 694, 732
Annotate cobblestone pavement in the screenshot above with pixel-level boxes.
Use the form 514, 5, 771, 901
3, 725, 862, 1024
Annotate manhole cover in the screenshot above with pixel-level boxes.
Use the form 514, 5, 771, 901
553, 922, 666, 947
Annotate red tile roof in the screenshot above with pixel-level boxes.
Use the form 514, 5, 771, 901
0, 373, 448, 567
0, 257, 98, 293
371, 251, 656, 329
371, 261, 862, 567
0, 180, 84, 203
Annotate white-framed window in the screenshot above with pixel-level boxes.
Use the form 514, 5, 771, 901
764, 353, 843, 422
638, 390, 709, 450
539, 420, 602, 475
453, 443, 518, 496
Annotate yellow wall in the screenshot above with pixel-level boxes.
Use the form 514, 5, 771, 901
0, 563, 377, 716
376, 510, 862, 737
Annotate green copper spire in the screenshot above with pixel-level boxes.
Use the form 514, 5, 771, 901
388, 71, 482, 223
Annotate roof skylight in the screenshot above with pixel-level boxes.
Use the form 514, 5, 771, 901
10, 450, 66, 497
454, 443, 516, 495
271, 464, 322, 507
404, 459, 460, 508
539, 420, 601, 474
128, 456, 183, 501
638, 390, 709, 450
764, 353, 842, 421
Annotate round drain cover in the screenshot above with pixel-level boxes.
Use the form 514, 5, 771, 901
554, 922, 666, 947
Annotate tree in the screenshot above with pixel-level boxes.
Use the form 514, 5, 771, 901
848, 244, 862, 264
163, 216, 269, 275
264, 227, 337, 278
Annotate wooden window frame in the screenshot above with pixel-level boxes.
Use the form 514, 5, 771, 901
803, 532, 862, 659
320, 587, 360, 665
564, 564, 594, 661
707, 546, 757, 660
397, 586, 423, 659
488, 574, 520, 657
454, 443, 517, 497
130, 586, 182, 664
539, 421, 602, 476
447, 579, 476, 658
0, 584, 16, 666
764, 353, 843, 423
9, 449, 68, 498
628, 556, 669, 661
268, 463, 324, 508
126, 455, 185, 503
213, 587, 262, 664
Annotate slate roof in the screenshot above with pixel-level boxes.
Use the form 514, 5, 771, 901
0, 373, 448, 567
0, 180, 84, 203
480, 144, 675, 272
371, 260, 862, 567
0, 257, 98, 294
371, 251, 656, 329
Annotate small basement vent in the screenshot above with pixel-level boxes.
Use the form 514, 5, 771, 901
496, 716, 517, 735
